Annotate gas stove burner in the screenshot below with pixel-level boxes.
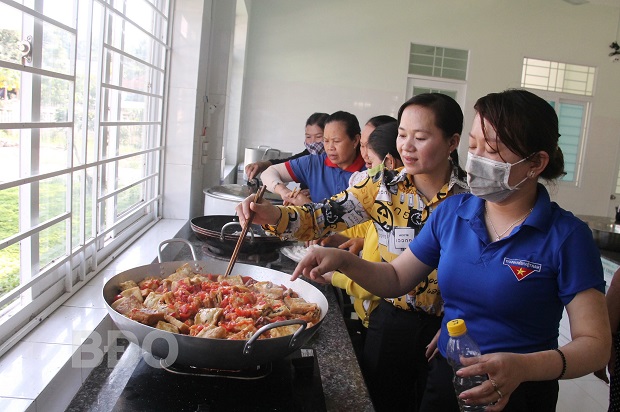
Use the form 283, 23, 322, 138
202, 244, 279, 264
160, 359, 272, 380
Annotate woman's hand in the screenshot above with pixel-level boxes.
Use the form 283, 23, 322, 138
594, 343, 614, 383
338, 237, 364, 255
282, 189, 312, 206
244, 160, 272, 180
235, 194, 281, 226
456, 352, 526, 411
425, 329, 440, 362
291, 246, 352, 283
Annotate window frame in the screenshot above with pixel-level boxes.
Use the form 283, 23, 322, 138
527, 89, 591, 187
0, 0, 173, 356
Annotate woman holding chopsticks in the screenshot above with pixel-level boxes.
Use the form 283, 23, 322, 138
261, 111, 366, 206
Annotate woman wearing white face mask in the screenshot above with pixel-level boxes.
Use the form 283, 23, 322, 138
287, 89, 610, 412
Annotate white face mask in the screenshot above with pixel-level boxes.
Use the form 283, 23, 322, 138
466, 152, 530, 202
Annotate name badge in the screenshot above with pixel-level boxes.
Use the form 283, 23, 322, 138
388, 227, 415, 254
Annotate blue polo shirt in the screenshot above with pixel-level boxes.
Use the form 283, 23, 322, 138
285, 153, 366, 202
409, 184, 605, 357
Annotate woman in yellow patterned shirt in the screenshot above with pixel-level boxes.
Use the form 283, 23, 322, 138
237, 93, 469, 412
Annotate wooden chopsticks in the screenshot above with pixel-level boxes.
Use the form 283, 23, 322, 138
224, 184, 267, 277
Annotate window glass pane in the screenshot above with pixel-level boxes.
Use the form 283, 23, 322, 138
409, 43, 468, 81
0, 20, 22, 66
101, 89, 161, 123
409, 64, 433, 77
0, 243, 19, 302
442, 57, 467, 71
410, 43, 435, 55
42, 0, 77, 28
0, 129, 19, 182
124, 0, 169, 42
522, 58, 594, 96
443, 49, 468, 60
441, 68, 467, 81
41, 22, 75, 76
40, 127, 71, 174
107, 12, 166, 67
40, 176, 67, 222
117, 183, 144, 216
39, 220, 67, 269
41, 76, 73, 122
556, 102, 584, 182
0, 187, 19, 241
118, 154, 146, 188
0, 68, 22, 119
104, 49, 164, 95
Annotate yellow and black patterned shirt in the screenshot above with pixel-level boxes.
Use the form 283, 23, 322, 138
265, 165, 469, 316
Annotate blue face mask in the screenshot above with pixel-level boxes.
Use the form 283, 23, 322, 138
305, 141, 325, 155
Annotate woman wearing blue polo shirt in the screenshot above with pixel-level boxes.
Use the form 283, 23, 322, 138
289, 89, 611, 412
261, 111, 366, 205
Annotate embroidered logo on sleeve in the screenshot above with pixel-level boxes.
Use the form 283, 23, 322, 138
503, 258, 542, 281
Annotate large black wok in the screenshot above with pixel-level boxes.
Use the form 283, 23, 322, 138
191, 215, 291, 255
103, 258, 328, 369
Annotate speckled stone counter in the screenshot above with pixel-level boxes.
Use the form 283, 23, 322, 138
601, 249, 620, 266
66, 228, 373, 412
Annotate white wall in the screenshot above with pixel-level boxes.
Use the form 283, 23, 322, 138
238, 0, 620, 216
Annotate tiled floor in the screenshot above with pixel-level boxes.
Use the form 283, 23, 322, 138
558, 374, 609, 411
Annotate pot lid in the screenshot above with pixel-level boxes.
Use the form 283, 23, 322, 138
204, 184, 282, 203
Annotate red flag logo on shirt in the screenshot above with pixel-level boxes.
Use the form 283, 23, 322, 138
503, 258, 542, 281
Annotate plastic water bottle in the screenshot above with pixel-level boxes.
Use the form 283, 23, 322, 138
446, 318, 488, 412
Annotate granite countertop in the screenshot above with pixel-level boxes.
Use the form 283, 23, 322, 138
67, 229, 373, 412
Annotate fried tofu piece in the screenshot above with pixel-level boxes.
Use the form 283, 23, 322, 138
270, 324, 300, 338
138, 277, 159, 289
119, 280, 138, 291
143, 292, 164, 310
155, 321, 179, 334
128, 308, 165, 325
266, 304, 291, 318
194, 308, 223, 325
253, 281, 284, 299
111, 295, 143, 315
217, 274, 243, 285
120, 286, 143, 303
167, 263, 192, 282
284, 296, 318, 315
196, 325, 227, 339
228, 325, 257, 340
164, 314, 190, 334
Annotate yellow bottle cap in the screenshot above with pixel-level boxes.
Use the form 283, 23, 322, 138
447, 318, 467, 337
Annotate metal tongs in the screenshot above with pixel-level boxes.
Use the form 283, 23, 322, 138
224, 184, 267, 277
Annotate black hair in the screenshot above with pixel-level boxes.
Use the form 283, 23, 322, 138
366, 115, 397, 129
306, 112, 329, 130
473, 89, 565, 181
367, 122, 401, 161
397, 93, 466, 179
325, 111, 361, 141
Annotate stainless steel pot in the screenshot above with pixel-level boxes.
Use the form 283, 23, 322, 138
242, 146, 293, 181
577, 214, 620, 252
103, 259, 328, 369
203, 184, 282, 215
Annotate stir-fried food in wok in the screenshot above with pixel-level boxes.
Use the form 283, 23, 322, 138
110, 263, 321, 340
